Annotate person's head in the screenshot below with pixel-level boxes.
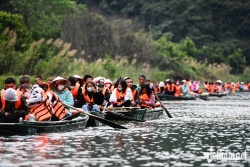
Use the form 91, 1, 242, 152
35, 75, 43, 85
20, 84, 32, 99
182, 80, 187, 85
140, 84, 152, 97
3, 88, 18, 102
85, 81, 96, 93
115, 78, 127, 92
98, 83, 104, 92
73, 74, 83, 84
51, 76, 69, 91
68, 76, 77, 88
83, 74, 93, 83
19, 75, 31, 85
216, 80, 222, 85
104, 79, 112, 88
138, 75, 146, 86
125, 77, 133, 88
5, 77, 16, 89
40, 82, 50, 92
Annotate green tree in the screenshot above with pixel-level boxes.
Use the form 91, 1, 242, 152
228, 48, 246, 75
0, 11, 31, 50
10, 0, 85, 40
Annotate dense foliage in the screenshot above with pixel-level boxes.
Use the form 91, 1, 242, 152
0, 0, 249, 84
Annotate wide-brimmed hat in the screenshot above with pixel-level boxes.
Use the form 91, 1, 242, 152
104, 79, 112, 84
93, 76, 105, 83
216, 80, 222, 84
73, 74, 84, 82
50, 76, 70, 90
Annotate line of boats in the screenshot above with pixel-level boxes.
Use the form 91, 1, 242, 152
0, 90, 246, 136
157, 91, 229, 101
0, 107, 164, 136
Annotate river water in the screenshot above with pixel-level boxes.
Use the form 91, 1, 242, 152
0, 93, 250, 167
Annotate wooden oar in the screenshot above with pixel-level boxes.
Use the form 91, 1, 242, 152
62, 102, 127, 129
154, 92, 173, 118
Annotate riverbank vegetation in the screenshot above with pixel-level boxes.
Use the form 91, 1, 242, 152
0, 0, 249, 86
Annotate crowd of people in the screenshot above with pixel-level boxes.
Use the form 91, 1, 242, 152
0, 74, 158, 123
156, 79, 250, 97
1, 74, 248, 123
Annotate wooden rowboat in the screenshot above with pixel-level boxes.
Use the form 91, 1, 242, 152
157, 93, 196, 101
105, 107, 164, 121
209, 92, 228, 97
0, 114, 89, 136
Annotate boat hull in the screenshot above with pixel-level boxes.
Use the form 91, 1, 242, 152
157, 93, 196, 101
0, 115, 89, 136
105, 108, 164, 121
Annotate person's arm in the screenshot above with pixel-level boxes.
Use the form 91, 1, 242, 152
134, 90, 140, 105
145, 94, 155, 107
124, 88, 132, 101
109, 88, 117, 107
65, 91, 74, 106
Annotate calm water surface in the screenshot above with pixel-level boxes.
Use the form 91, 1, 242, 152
0, 93, 250, 167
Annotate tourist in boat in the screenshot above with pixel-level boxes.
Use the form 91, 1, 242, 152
136, 75, 146, 92
25, 85, 54, 121
109, 78, 132, 108
35, 75, 43, 86
18, 75, 32, 88
175, 80, 183, 96
181, 80, 190, 97
214, 80, 223, 93
82, 74, 93, 94
73, 74, 84, 87
138, 84, 155, 109
102, 79, 112, 104
19, 84, 32, 100
68, 76, 84, 108
2, 77, 17, 90
0, 88, 28, 123
50, 76, 74, 116
125, 77, 140, 107
165, 80, 177, 96
239, 82, 244, 91
39, 82, 69, 121
158, 81, 165, 93
82, 81, 104, 112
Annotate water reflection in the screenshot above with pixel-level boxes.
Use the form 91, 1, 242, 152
0, 94, 250, 166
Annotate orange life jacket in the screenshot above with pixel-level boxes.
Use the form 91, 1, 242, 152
139, 93, 151, 108
70, 83, 80, 99
1, 90, 22, 111
116, 89, 127, 105
83, 93, 95, 104
208, 84, 215, 93
131, 89, 137, 101
167, 84, 177, 96
26, 92, 54, 121
50, 91, 68, 120
176, 85, 183, 96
